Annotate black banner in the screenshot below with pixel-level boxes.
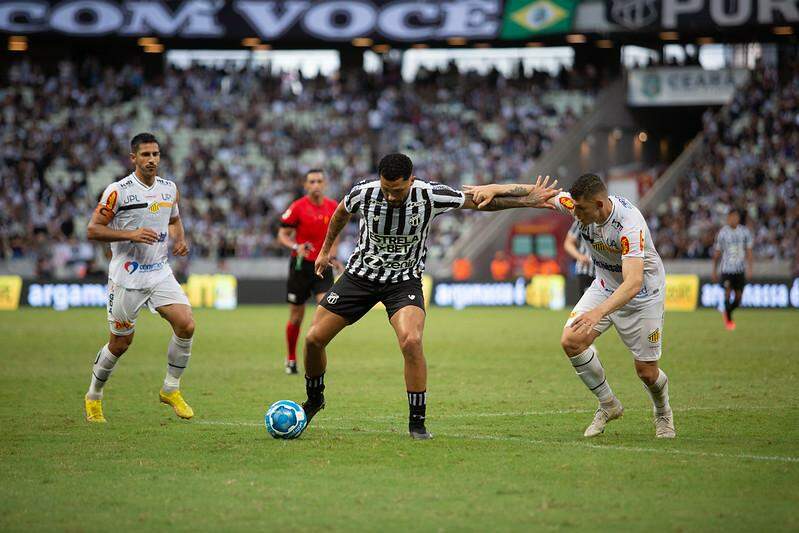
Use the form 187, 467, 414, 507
0, 0, 503, 44
605, 0, 799, 32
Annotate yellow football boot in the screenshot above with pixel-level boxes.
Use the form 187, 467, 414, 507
159, 389, 194, 419
85, 395, 107, 423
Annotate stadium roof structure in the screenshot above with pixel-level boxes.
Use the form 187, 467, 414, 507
1, 0, 797, 54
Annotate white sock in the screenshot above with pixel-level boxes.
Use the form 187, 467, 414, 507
645, 369, 671, 416
163, 334, 192, 393
570, 345, 616, 406
87, 344, 119, 400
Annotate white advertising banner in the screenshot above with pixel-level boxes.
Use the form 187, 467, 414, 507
628, 67, 750, 107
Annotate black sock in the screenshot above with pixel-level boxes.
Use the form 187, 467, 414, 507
408, 390, 427, 428
305, 373, 325, 402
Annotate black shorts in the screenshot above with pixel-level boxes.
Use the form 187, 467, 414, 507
320, 272, 425, 324
286, 258, 334, 304
577, 274, 594, 296
721, 272, 746, 292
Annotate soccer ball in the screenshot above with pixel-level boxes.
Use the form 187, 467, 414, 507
264, 400, 307, 439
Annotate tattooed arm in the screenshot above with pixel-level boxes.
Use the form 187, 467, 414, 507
460, 175, 560, 211
314, 201, 352, 277
463, 175, 559, 210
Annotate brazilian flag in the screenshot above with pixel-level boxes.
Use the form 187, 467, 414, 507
500, 0, 578, 39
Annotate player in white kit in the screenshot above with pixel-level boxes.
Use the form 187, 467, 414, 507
84, 133, 195, 422
466, 174, 675, 438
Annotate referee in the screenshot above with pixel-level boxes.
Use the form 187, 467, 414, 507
712, 209, 753, 331
564, 220, 595, 295
277, 169, 340, 374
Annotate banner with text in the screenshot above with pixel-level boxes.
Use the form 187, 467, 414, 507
628, 67, 750, 107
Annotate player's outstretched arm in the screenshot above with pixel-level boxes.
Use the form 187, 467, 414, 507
461, 175, 560, 211
87, 198, 158, 244
570, 258, 644, 332
314, 201, 352, 278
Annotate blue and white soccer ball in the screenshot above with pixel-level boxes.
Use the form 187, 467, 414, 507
265, 400, 307, 439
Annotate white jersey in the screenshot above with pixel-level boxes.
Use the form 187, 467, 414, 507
98, 173, 179, 289
553, 193, 665, 306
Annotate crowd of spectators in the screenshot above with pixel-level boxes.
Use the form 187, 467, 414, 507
1, 56, 596, 276
649, 61, 798, 271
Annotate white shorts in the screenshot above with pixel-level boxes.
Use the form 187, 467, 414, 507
107, 275, 190, 336
565, 283, 664, 361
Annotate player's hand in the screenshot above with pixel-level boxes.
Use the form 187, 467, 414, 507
315, 252, 330, 278
129, 228, 159, 245
524, 175, 560, 210
173, 239, 190, 256
570, 308, 603, 333
463, 184, 500, 209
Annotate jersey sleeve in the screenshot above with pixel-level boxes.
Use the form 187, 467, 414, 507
431, 183, 465, 216
343, 184, 366, 214
280, 200, 300, 227
620, 222, 646, 260
97, 183, 120, 219
551, 192, 576, 216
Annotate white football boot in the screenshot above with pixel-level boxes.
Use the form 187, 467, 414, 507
654, 410, 676, 438
583, 400, 624, 437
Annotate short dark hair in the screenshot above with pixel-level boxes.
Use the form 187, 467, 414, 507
378, 153, 413, 181
570, 173, 607, 200
131, 132, 160, 154
305, 168, 325, 179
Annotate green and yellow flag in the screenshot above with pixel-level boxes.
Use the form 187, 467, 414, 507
501, 0, 578, 39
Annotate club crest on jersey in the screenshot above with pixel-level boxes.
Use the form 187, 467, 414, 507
560, 197, 574, 210
408, 213, 422, 227
648, 328, 660, 344
621, 236, 630, 255
326, 292, 339, 305
149, 202, 161, 214
124, 261, 139, 274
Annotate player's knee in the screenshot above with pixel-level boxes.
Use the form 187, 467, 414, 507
398, 333, 423, 357
560, 330, 585, 356
635, 363, 658, 385
305, 327, 328, 350
174, 316, 195, 338
109, 335, 133, 355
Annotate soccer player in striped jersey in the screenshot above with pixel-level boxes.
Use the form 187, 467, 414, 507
712, 210, 753, 331
83, 133, 195, 423
564, 220, 595, 295
301, 153, 559, 439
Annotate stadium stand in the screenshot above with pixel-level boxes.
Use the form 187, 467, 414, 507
0, 58, 597, 274
648, 61, 798, 271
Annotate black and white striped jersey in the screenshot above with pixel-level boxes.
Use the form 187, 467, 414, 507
342, 178, 465, 283
714, 225, 753, 274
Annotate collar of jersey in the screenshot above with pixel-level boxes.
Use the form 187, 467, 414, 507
596, 197, 616, 228
130, 172, 157, 191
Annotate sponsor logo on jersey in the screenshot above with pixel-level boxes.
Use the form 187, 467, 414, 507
282, 208, 292, 220
594, 260, 622, 273
106, 191, 118, 210
559, 196, 574, 210
157, 232, 167, 243
124, 260, 165, 274
621, 236, 630, 255
611, 219, 623, 231
370, 233, 420, 254
648, 328, 660, 344
592, 241, 620, 253
327, 292, 339, 305
125, 194, 141, 203
124, 261, 139, 274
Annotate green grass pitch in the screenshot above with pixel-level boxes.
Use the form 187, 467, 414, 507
1, 306, 797, 531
